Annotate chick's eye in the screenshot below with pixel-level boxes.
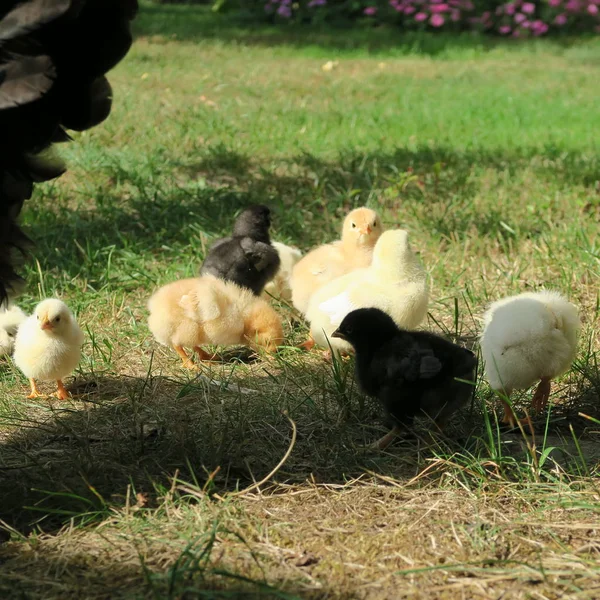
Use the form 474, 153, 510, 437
54, 316, 60, 323
351, 222, 356, 228
373, 220, 377, 227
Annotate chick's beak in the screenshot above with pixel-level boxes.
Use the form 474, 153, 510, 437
359, 226, 372, 235
331, 329, 344, 340
41, 320, 53, 331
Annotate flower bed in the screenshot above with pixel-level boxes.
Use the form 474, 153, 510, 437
258, 0, 600, 35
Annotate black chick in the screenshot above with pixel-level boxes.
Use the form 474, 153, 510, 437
199, 205, 281, 296
332, 308, 477, 450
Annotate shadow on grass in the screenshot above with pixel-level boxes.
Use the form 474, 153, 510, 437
1, 347, 599, 536
0, 543, 342, 599
134, 3, 591, 56
20, 142, 599, 291
0, 357, 403, 534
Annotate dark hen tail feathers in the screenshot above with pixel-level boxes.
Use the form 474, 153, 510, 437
0, 0, 139, 305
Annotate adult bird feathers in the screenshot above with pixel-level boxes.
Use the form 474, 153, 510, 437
0, 0, 138, 306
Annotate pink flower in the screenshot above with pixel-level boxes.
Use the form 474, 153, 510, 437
554, 12, 568, 23
565, 0, 580, 10
521, 2, 535, 13
588, 4, 599, 13
512, 29, 520, 36
277, 4, 292, 16
414, 11, 428, 20
430, 13, 445, 25
521, 19, 531, 27
531, 19, 548, 34
363, 6, 377, 14
505, 3, 516, 14
431, 3, 450, 11
499, 24, 512, 33
461, 0, 474, 9
514, 12, 527, 22
404, 5, 416, 13
548, 0, 561, 5
450, 8, 461, 19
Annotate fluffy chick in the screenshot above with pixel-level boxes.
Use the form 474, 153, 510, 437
263, 242, 303, 302
480, 290, 580, 426
0, 304, 26, 357
290, 207, 383, 315
306, 229, 428, 356
148, 276, 284, 368
13, 299, 84, 399
199, 205, 281, 296
333, 308, 477, 450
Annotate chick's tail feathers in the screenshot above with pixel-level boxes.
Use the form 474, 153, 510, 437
0, 0, 138, 304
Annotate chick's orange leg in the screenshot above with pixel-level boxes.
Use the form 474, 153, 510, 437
53, 380, 70, 400
500, 399, 517, 427
371, 425, 402, 451
194, 346, 219, 362
173, 345, 196, 370
531, 377, 551, 413
27, 378, 44, 399
298, 337, 315, 352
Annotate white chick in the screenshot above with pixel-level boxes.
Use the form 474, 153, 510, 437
306, 229, 429, 356
0, 304, 26, 357
263, 242, 303, 302
480, 290, 580, 425
291, 207, 383, 316
13, 299, 84, 399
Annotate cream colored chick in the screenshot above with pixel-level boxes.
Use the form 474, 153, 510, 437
148, 276, 284, 368
290, 207, 383, 316
306, 229, 429, 356
263, 242, 303, 302
13, 299, 84, 399
480, 290, 580, 426
0, 304, 26, 357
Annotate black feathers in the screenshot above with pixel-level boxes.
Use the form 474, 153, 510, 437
199, 205, 281, 296
0, 55, 55, 109
0, 0, 138, 306
333, 308, 477, 444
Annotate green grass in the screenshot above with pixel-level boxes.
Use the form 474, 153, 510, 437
0, 2, 600, 598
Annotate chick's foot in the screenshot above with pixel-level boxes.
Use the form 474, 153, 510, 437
53, 380, 71, 400
298, 338, 315, 352
173, 345, 198, 370
371, 425, 402, 450
27, 379, 45, 399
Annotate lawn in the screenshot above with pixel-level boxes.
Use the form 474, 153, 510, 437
0, 2, 599, 598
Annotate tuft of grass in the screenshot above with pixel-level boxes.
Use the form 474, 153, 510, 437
0, 3, 599, 598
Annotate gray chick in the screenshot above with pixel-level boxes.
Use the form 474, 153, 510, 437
199, 205, 281, 296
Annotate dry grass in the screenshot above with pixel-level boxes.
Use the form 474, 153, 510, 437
0, 3, 599, 598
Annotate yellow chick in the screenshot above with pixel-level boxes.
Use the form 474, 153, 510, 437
306, 229, 429, 356
480, 290, 580, 426
0, 304, 26, 357
291, 207, 383, 316
263, 241, 303, 303
13, 299, 84, 399
148, 276, 284, 368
